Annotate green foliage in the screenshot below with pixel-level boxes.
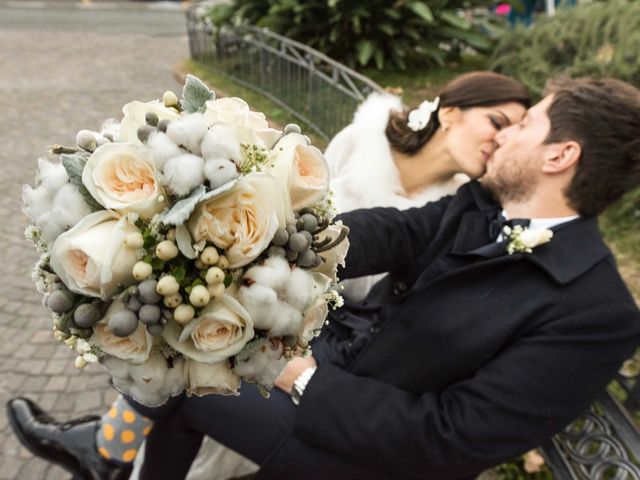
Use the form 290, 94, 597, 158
492, 456, 553, 480
206, 0, 503, 71
600, 186, 640, 271
490, 0, 640, 99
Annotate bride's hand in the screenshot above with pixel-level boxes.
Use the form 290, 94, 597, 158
274, 355, 317, 394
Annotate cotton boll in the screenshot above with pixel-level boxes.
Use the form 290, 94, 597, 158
204, 158, 239, 190
22, 184, 54, 222
236, 284, 279, 330
50, 184, 92, 231
201, 124, 242, 163
263, 299, 303, 337
281, 267, 315, 311
162, 154, 205, 197
233, 338, 286, 389
37, 158, 69, 192
165, 113, 208, 155
243, 256, 291, 291
35, 214, 68, 246
147, 131, 183, 170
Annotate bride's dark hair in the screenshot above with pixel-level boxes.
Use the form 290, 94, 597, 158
386, 71, 531, 155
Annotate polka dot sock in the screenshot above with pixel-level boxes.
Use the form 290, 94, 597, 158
95, 395, 153, 464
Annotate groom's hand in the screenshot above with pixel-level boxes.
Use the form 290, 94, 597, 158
275, 356, 317, 394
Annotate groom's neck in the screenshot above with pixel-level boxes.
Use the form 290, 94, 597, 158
502, 193, 578, 220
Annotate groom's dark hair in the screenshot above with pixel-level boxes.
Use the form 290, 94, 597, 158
544, 77, 640, 216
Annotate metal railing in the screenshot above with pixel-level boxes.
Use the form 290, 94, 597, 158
185, 5, 384, 142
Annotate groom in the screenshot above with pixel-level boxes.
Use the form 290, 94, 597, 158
8, 77, 640, 480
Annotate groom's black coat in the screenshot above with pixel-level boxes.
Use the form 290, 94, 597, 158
258, 181, 640, 480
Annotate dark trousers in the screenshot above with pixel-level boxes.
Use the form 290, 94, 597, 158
128, 383, 297, 479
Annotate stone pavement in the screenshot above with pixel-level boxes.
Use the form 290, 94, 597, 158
0, 7, 188, 478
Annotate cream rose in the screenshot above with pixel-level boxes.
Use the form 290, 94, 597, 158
50, 211, 140, 298
82, 143, 167, 219
186, 360, 240, 396
163, 294, 254, 364
203, 97, 281, 149
91, 301, 153, 364
119, 100, 180, 144
187, 173, 290, 268
270, 132, 330, 210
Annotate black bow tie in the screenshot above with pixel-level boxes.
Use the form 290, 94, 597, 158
488, 213, 530, 241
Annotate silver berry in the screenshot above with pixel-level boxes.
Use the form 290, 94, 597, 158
48, 290, 74, 314
138, 279, 162, 304
297, 249, 317, 268
288, 232, 310, 253
139, 304, 161, 325
272, 228, 289, 247
126, 295, 143, 313
300, 213, 318, 233
107, 310, 139, 337
73, 303, 101, 328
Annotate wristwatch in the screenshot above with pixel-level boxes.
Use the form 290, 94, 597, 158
291, 366, 317, 406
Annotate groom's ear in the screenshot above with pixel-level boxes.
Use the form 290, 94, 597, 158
541, 140, 581, 174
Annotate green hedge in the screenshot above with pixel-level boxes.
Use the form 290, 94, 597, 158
490, 0, 640, 99
206, 0, 503, 71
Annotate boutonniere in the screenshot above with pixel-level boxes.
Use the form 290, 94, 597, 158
503, 225, 553, 255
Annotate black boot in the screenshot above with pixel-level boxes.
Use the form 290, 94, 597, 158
6, 397, 133, 480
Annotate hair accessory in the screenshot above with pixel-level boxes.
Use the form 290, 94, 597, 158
407, 96, 440, 132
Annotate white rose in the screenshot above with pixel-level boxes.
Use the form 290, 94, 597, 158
203, 97, 282, 149
186, 360, 240, 396
162, 294, 254, 364
187, 173, 291, 268
311, 221, 350, 283
102, 350, 187, 407
91, 301, 153, 364
82, 143, 168, 219
50, 211, 140, 298
233, 337, 287, 389
519, 228, 553, 249
119, 100, 180, 144
270, 132, 330, 210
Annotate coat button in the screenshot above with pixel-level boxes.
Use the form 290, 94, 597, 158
393, 281, 408, 295
369, 324, 380, 334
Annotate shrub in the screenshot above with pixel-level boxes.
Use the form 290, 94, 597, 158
207, 0, 503, 71
490, 0, 640, 99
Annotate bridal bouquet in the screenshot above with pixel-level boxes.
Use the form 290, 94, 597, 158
23, 75, 348, 406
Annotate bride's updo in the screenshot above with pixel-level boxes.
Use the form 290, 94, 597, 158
386, 71, 530, 155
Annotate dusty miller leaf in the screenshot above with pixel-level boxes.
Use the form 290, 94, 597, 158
181, 74, 215, 113
157, 185, 207, 226
60, 153, 103, 212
